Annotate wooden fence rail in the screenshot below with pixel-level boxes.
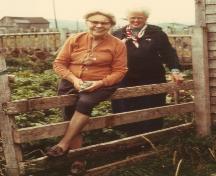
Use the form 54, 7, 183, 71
4, 80, 194, 115
13, 102, 194, 143
0, 32, 60, 51
20, 122, 193, 175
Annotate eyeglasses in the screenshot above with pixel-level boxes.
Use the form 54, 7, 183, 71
87, 20, 111, 25
129, 17, 146, 21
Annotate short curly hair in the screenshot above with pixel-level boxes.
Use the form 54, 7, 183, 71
84, 11, 116, 26
126, 6, 150, 18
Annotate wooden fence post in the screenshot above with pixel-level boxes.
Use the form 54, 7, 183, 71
0, 55, 21, 175
59, 28, 68, 44
192, 26, 211, 136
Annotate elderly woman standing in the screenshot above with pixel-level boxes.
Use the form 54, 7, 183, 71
46, 10, 127, 162
112, 7, 183, 135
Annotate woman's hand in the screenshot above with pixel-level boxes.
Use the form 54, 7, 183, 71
66, 73, 83, 91
81, 80, 104, 92
73, 78, 83, 91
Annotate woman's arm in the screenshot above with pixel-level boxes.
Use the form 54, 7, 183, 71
53, 36, 83, 90
102, 42, 128, 86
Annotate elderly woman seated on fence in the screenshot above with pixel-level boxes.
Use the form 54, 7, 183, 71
46, 10, 127, 174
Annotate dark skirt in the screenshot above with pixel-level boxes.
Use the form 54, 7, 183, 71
57, 79, 118, 120
111, 77, 166, 135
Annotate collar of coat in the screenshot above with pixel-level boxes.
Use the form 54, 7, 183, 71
113, 24, 162, 39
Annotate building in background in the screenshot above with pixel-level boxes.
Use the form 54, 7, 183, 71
0, 16, 50, 33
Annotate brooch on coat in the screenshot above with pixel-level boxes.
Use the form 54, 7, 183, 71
145, 38, 152, 41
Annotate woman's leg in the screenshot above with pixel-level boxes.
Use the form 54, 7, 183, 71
57, 111, 89, 152
69, 135, 83, 149
61, 86, 118, 150
47, 85, 118, 156
57, 79, 83, 150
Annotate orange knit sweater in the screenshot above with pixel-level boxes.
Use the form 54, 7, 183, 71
53, 32, 127, 86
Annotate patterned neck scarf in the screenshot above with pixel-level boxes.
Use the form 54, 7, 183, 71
125, 24, 148, 48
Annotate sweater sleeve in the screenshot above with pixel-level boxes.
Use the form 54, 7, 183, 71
53, 36, 74, 78
102, 41, 128, 86
158, 31, 181, 70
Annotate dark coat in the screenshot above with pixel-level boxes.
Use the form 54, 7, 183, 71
112, 24, 181, 86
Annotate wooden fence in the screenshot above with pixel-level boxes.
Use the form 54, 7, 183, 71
0, 32, 60, 52
0, 32, 192, 66
0, 53, 195, 175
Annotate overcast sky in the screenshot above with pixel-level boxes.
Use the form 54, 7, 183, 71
0, 0, 195, 24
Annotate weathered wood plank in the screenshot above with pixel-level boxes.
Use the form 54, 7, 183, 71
206, 0, 216, 4
4, 81, 194, 115
0, 32, 59, 37
207, 24, 216, 32
209, 56, 216, 61
13, 102, 194, 143
192, 27, 211, 136
67, 123, 192, 159
0, 56, 21, 175
209, 60, 216, 70
209, 41, 216, 50
207, 14, 216, 24
4, 94, 78, 115
211, 113, 216, 126
195, 0, 206, 26
208, 33, 216, 41
210, 87, 216, 96
211, 114, 216, 127
210, 78, 216, 86
209, 50, 216, 58
210, 69, 216, 77
211, 97, 216, 105
210, 105, 216, 112
209, 60, 216, 68
0, 32, 61, 51
206, 4, 216, 14
211, 89, 216, 96
19, 123, 192, 175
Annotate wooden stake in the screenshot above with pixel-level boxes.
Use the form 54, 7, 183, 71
0, 55, 21, 176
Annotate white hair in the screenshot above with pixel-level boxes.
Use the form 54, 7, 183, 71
126, 6, 151, 18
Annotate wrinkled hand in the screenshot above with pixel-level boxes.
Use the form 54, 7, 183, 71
81, 80, 104, 92
66, 74, 83, 91
171, 72, 184, 85
73, 78, 83, 91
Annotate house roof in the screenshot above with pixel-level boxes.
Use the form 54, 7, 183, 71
1, 16, 49, 24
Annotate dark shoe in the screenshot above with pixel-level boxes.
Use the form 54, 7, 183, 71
46, 145, 68, 157
70, 160, 87, 176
